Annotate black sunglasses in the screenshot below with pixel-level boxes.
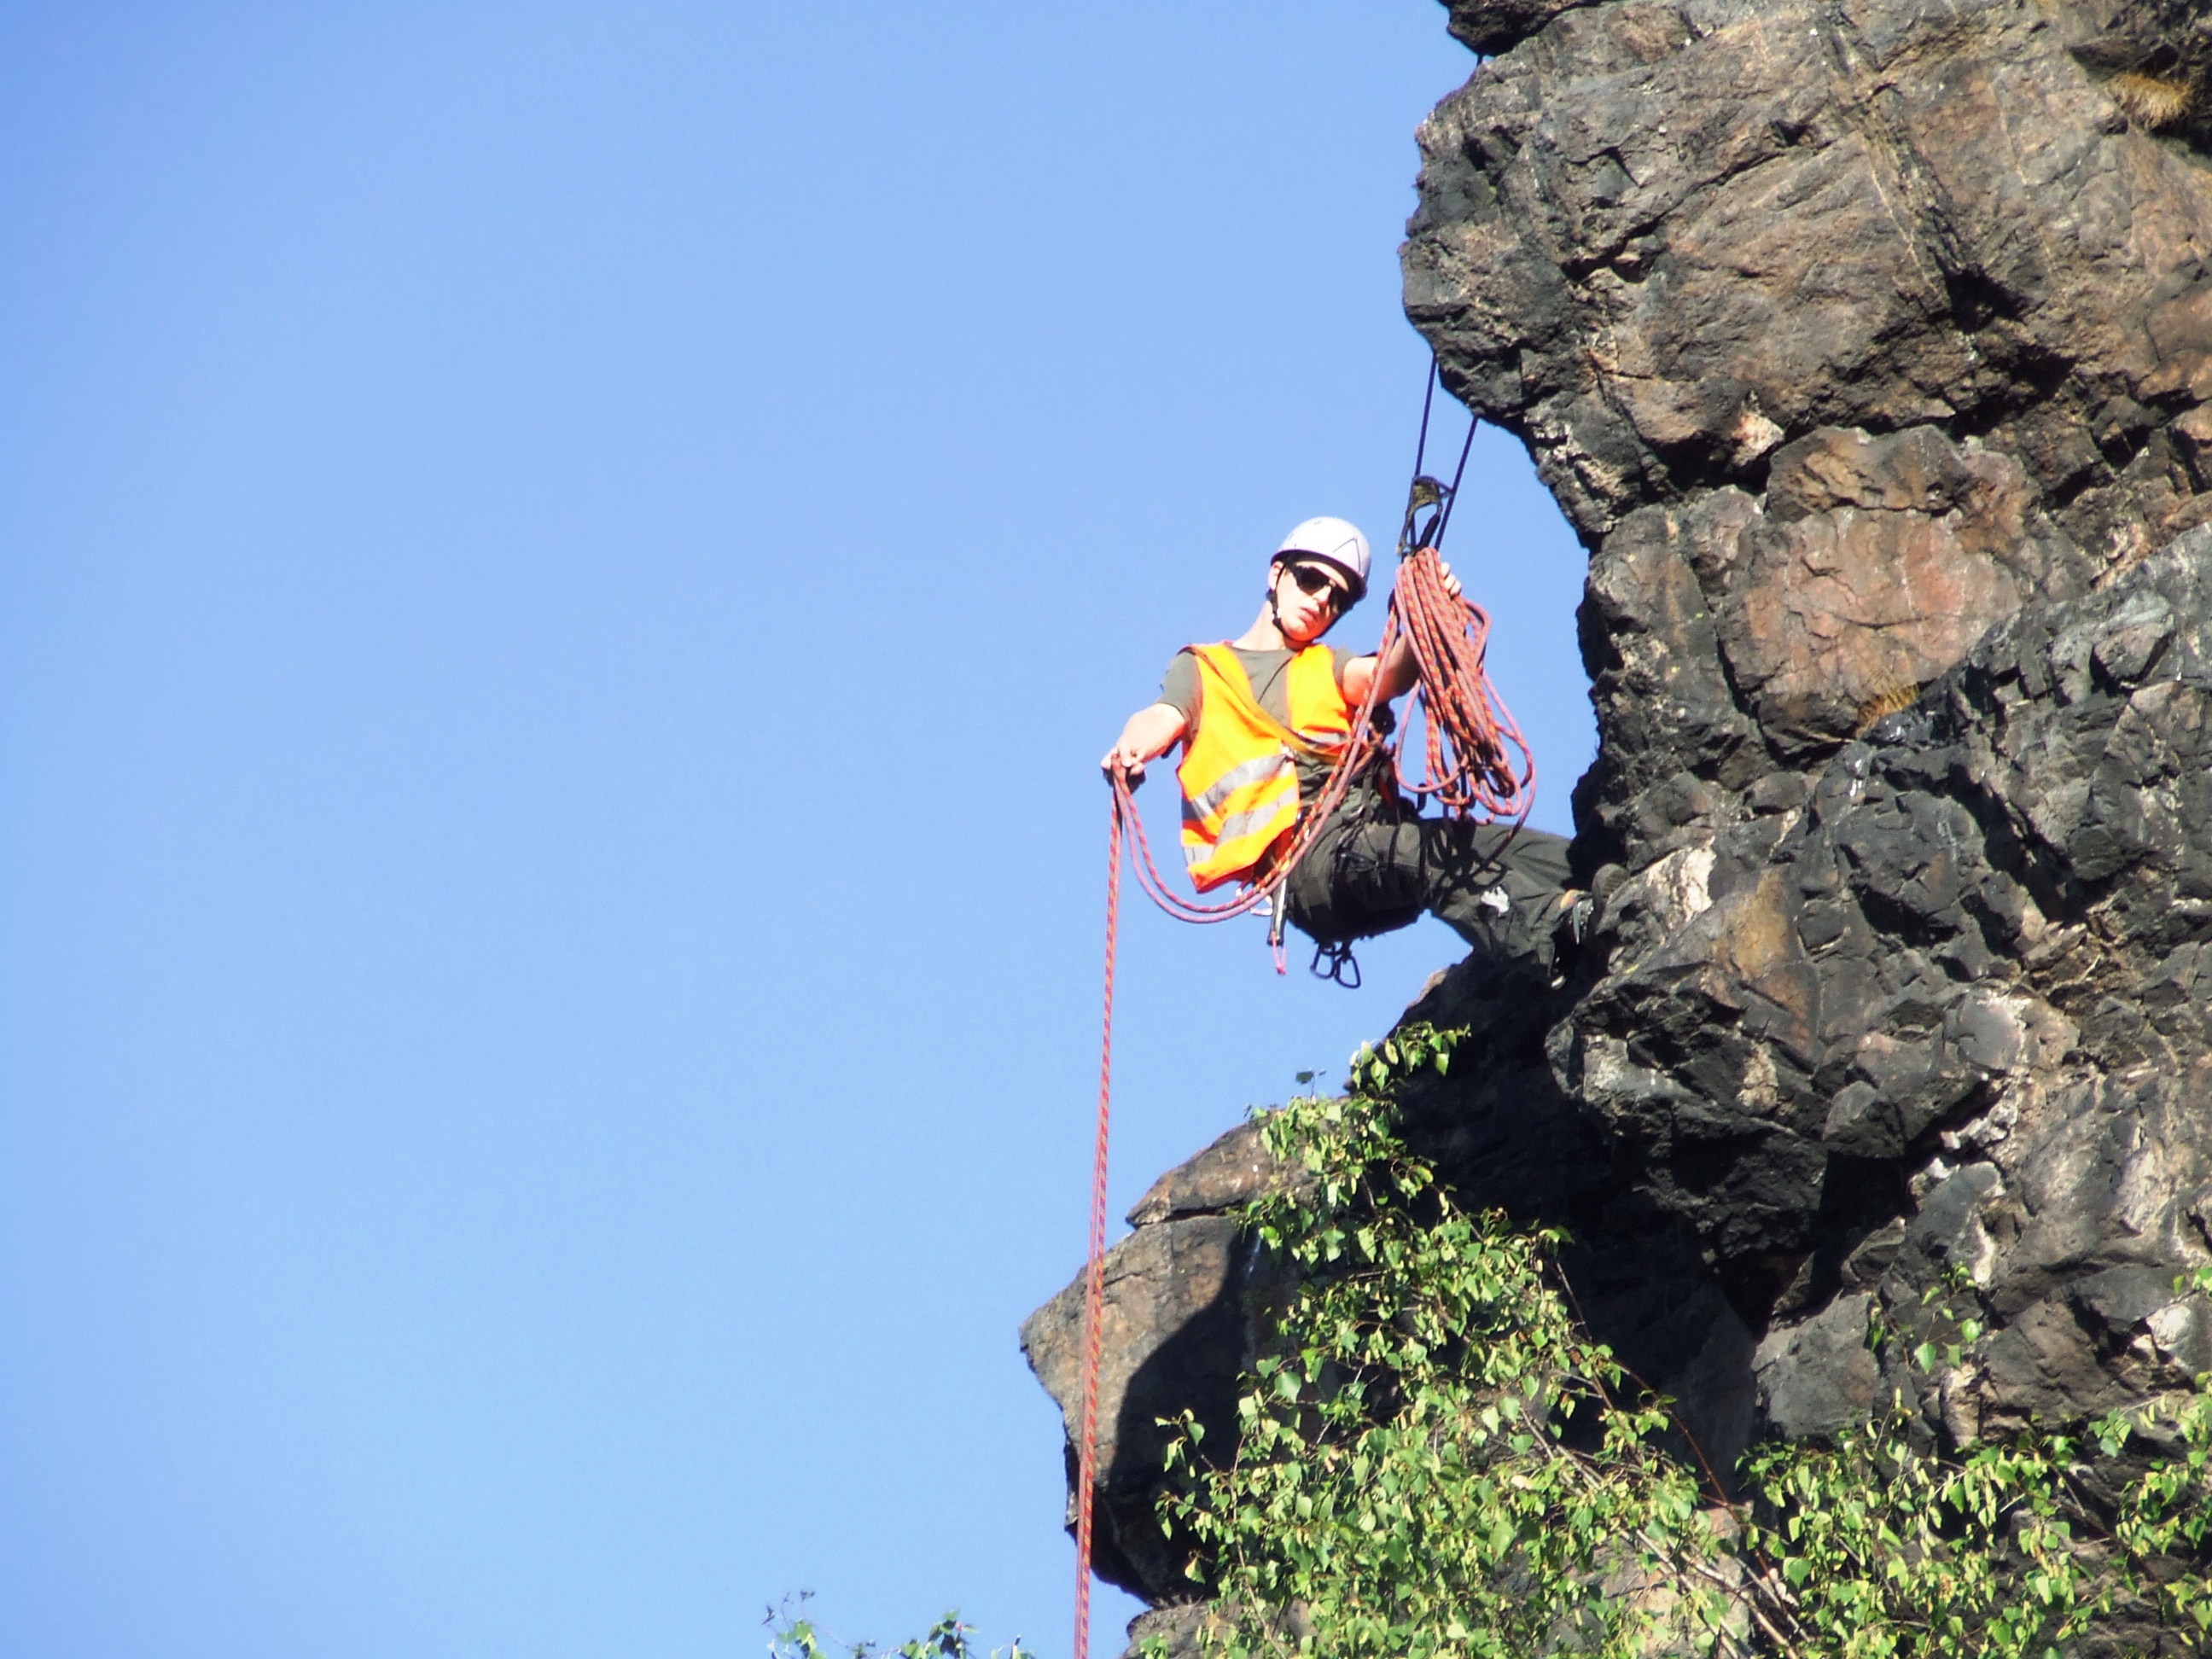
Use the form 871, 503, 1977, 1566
1284, 563, 1348, 605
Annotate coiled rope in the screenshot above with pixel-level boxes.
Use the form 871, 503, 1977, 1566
1070, 362, 1534, 1659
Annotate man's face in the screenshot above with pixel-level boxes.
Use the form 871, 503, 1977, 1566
1273, 560, 1350, 643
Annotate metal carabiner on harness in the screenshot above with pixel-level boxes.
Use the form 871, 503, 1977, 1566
1309, 938, 1362, 988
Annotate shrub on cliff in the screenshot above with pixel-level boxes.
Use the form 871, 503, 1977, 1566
1147, 1028, 2212, 1658
765, 1596, 1029, 1659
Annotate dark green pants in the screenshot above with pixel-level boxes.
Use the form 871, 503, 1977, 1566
1280, 795, 1573, 972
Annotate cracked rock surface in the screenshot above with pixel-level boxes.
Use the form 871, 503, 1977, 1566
1026, 0, 2212, 1627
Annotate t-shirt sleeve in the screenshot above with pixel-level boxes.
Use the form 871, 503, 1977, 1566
1159, 649, 1201, 723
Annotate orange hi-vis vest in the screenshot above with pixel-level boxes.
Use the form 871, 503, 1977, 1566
1177, 643, 1353, 892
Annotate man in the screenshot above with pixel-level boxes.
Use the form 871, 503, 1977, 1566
1100, 517, 1573, 977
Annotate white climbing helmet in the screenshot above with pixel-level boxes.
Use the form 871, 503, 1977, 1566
1272, 515, 1371, 604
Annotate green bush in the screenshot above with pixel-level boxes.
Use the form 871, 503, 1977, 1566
1147, 1027, 2212, 1658
765, 1597, 1029, 1659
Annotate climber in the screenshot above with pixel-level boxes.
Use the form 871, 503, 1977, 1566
1099, 517, 1574, 975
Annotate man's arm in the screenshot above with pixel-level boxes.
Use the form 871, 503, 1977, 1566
1101, 702, 1189, 786
1341, 558, 1464, 706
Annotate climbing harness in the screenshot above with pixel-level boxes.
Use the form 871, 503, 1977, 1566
1069, 358, 1537, 1659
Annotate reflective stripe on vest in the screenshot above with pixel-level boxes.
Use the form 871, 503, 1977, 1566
1175, 643, 1353, 892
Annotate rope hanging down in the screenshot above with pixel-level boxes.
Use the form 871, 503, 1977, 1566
1071, 800, 1120, 1659
1071, 362, 1534, 1659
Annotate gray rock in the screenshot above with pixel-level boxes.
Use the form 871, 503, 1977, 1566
1118, 1604, 1209, 1659
1409, 0, 2212, 560
1755, 1292, 1881, 1440
1895, 1163, 2006, 1289
1123, 1121, 1301, 1226
1020, 1213, 1254, 1598
1980, 1296, 2134, 1426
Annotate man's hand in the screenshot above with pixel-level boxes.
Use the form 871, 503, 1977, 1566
1359, 556, 1464, 701
1100, 740, 1150, 788
1102, 702, 1189, 788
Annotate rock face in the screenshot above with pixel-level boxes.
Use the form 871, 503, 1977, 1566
1410, 0, 2212, 583
1589, 529, 2212, 1435
1019, 1122, 1290, 1598
1027, 0, 2212, 1625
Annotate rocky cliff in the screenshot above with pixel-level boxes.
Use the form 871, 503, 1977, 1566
1026, 0, 2212, 1635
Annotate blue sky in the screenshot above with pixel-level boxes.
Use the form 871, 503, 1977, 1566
0, 5, 1592, 1656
